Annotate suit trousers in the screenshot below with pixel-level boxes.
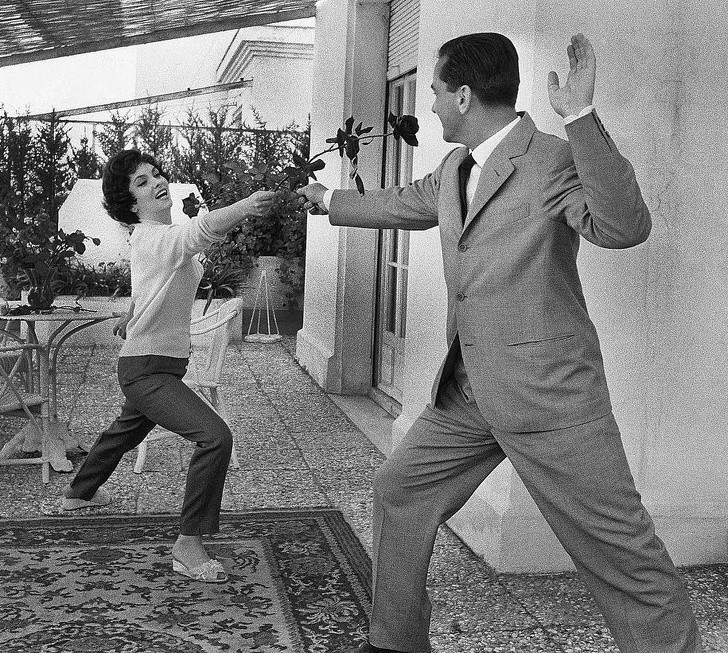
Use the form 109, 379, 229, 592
69, 355, 233, 535
369, 375, 701, 653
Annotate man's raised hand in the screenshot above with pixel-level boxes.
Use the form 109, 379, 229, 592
547, 33, 596, 118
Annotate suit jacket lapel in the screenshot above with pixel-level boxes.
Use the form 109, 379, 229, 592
463, 112, 537, 232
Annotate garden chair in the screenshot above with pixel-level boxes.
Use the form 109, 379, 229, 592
0, 318, 36, 393
0, 343, 51, 483
133, 298, 243, 474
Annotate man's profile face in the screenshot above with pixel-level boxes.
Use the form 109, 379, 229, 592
430, 57, 462, 143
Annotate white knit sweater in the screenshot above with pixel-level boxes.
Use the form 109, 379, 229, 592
119, 214, 226, 359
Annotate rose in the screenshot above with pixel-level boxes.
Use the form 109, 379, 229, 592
390, 113, 419, 146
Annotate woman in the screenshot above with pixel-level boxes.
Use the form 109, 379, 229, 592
62, 149, 275, 583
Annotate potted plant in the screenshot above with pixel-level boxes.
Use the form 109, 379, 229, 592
0, 199, 100, 312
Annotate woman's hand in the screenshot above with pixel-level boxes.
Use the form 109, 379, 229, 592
242, 191, 276, 218
207, 190, 277, 234
113, 301, 134, 339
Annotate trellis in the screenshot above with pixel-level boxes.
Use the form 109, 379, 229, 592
0, 0, 316, 67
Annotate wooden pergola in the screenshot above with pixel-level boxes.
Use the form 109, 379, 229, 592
0, 0, 316, 67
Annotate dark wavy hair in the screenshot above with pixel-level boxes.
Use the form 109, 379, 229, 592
101, 149, 168, 225
438, 33, 520, 108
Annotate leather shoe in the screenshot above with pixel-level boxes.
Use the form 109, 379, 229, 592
343, 642, 407, 653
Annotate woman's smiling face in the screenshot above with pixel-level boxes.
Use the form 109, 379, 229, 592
128, 162, 172, 223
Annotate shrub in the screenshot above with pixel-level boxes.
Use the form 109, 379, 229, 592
197, 240, 255, 314
54, 260, 131, 298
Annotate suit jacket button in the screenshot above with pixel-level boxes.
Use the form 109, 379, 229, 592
458, 243, 468, 252
456, 292, 466, 301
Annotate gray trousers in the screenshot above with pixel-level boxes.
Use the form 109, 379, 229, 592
369, 376, 701, 653
69, 355, 233, 535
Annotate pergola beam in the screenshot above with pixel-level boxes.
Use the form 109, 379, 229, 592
0, 2, 316, 68
18, 79, 253, 120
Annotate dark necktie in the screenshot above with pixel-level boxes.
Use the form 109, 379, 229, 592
458, 153, 476, 220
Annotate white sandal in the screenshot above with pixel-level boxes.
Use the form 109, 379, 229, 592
172, 557, 228, 583
62, 488, 112, 510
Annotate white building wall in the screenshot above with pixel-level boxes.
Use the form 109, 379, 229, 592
132, 21, 314, 128
216, 20, 315, 129
300, 0, 728, 571
133, 31, 238, 123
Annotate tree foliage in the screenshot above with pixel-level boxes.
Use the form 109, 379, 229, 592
0, 105, 310, 301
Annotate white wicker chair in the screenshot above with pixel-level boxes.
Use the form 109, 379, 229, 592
133, 298, 243, 474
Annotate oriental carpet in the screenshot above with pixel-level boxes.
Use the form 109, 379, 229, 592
0, 509, 371, 652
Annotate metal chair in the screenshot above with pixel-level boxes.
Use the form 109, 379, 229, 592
133, 298, 243, 474
0, 343, 51, 483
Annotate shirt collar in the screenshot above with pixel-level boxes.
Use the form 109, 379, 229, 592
470, 115, 521, 167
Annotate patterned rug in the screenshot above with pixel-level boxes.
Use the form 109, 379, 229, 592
0, 509, 372, 653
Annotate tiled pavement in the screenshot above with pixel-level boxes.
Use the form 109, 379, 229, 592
1, 338, 726, 652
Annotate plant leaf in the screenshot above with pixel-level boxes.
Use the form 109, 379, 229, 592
345, 137, 360, 160
223, 160, 244, 172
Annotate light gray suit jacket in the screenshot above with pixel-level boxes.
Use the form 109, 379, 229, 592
329, 111, 651, 432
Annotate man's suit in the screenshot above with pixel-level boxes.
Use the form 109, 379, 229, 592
328, 111, 700, 653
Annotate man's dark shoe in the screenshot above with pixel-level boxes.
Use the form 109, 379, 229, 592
343, 641, 407, 653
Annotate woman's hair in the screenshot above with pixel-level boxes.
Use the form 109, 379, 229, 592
101, 149, 168, 225
437, 33, 520, 108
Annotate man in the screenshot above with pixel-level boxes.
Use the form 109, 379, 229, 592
298, 33, 701, 653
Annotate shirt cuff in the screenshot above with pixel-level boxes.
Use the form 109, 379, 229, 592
563, 105, 594, 125
322, 189, 335, 211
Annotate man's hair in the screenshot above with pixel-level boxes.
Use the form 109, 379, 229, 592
438, 33, 520, 108
101, 149, 168, 225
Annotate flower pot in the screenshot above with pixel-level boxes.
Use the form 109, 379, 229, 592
24, 269, 57, 312
26, 282, 55, 311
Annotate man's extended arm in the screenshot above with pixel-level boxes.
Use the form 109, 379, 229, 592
298, 157, 448, 231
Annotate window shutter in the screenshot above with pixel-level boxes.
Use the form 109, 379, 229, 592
387, 0, 419, 78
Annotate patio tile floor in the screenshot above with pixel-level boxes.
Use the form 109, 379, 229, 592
0, 337, 726, 652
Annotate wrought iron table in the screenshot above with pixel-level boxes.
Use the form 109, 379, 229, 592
0, 305, 122, 476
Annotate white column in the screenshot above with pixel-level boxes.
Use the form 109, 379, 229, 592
297, 0, 390, 394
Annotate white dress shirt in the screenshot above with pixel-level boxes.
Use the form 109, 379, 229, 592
464, 115, 520, 207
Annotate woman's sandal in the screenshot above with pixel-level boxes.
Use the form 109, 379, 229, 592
172, 557, 228, 583
62, 487, 112, 510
